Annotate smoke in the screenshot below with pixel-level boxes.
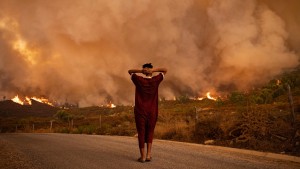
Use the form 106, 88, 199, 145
0, 0, 299, 106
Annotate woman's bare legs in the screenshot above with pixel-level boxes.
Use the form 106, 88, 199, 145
146, 143, 152, 161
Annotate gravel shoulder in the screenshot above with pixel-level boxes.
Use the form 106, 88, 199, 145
0, 137, 39, 169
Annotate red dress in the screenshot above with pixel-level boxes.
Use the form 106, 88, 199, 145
131, 73, 164, 148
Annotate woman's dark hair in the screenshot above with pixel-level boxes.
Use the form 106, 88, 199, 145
142, 63, 153, 68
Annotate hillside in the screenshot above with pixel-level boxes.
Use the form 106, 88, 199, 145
0, 67, 300, 156
0, 100, 58, 118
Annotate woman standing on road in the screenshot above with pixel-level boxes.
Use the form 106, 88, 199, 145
128, 63, 167, 163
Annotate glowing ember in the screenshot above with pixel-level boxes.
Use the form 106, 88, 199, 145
11, 95, 24, 105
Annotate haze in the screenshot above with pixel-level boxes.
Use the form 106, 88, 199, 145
0, 0, 299, 106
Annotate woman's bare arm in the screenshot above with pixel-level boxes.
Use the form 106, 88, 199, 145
128, 68, 167, 75
128, 69, 143, 75
152, 68, 167, 75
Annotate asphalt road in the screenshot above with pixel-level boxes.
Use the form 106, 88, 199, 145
1, 133, 299, 169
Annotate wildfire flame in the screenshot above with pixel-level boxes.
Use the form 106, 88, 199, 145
108, 103, 116, 108
11, 95, 24, 105
31, 97, 54, 106
11, 95, 54, 106
197, 92, 217, 101
206, 92, 217, 101
25, 97, 32, 105
276, 79, 281, 86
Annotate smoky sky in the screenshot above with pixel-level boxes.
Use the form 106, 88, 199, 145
0, 0, 299, 107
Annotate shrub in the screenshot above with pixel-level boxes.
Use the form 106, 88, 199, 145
54, 110, 73, 122
176, 95, 190, 103
55, 127, 71, 133
228, 92, 246, 105
76, 125, 97, 134
193, 112, 224, 143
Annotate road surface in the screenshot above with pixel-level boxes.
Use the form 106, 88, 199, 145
0, 133, 299, 169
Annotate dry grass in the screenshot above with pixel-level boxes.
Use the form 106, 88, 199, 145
1, 98, 299, 156
155, 120, 193, 141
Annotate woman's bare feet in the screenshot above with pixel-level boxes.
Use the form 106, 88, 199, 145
146, 156, 152, 162
137, 157, 146, 163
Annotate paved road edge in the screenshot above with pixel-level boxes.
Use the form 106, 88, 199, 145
154, 138, 300, 163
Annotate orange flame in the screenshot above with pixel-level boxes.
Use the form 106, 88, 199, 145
196, 92, 217, 101
25, 97, 32, 105
11, 95, 54, 106
31, 97, 54, 106
11, 95, 24, 105
206, 92, 217, 101
276, 79, 281, 86
108, 103, 116, 108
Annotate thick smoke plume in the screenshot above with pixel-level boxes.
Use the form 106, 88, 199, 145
0, 0, 299, 107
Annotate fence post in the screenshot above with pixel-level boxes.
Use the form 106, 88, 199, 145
287, 84, 295, 126
68, 116, 70, 129
50, 120, 53, 132
195, 107, 199, 132
99, 115, 102, 129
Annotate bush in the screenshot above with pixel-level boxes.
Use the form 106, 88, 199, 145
193, 111, 225, 143
194, 120, 223, 142
76, 125, 97, 134
228, 91, 246, 104
54, 110, 73, 122
215, 98, 224, 107
176, 95, 190, 103
55, 127, 71, 133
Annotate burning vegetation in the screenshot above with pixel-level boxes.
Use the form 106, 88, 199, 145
1, 67, 300, 156
9, 95, 117, 109
196, 92, 218, 101
11, 95, 54, 106
0, 0, 299, 106
0, 0, 300, 157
